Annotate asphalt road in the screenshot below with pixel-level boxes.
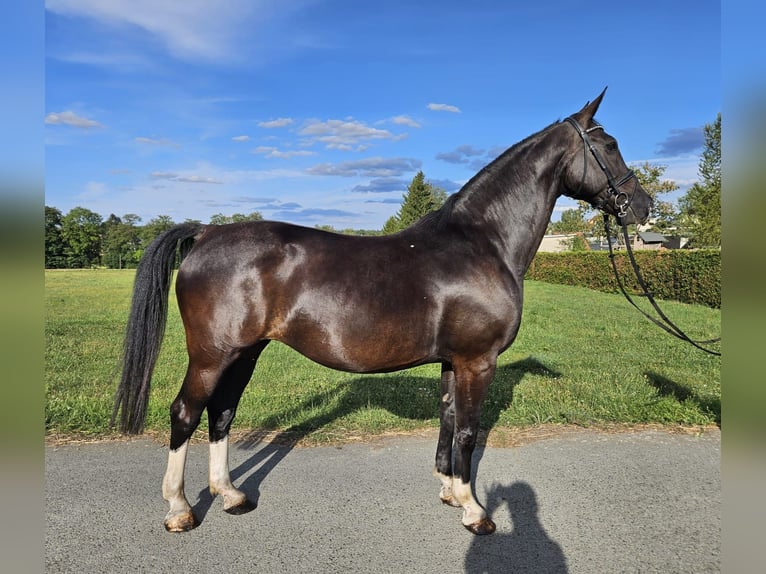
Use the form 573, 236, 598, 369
45, 428, 720, 573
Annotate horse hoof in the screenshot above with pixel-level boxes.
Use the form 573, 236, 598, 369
440, 495, 462, 508
464, 517, 496, 535
224, 498, 257, 515
164, 511, 199, 532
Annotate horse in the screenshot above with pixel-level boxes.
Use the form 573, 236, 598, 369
112, 89, 652, 535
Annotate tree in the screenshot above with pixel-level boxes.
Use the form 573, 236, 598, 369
631, 162, 680, 205
678, 113, 721, 248
102, 213, 142, 268
382, 171, 447, 234
45, 206, 67, 268
548, 206, 590, 234
140, 215, 176, 246
60, 206, 103, 267
209, 212, 263, 225
630, 162, 679, 233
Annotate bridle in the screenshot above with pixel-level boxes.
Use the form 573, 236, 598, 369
565, 116, 721, 356
564, 116, 638, 222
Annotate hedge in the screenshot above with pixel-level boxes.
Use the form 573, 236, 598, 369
525, 250, 720, 308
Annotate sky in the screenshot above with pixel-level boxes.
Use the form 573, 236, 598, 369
44, 0, 720, 230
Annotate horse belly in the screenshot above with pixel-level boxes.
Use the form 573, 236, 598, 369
276, 304, 438, 374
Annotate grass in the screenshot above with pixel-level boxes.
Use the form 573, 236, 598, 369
45, 269, 721, 443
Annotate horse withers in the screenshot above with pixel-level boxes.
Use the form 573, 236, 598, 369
112, 89, 652, 535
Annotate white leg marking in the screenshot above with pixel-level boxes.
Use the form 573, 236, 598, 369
433, 468, 459, 506
209, 436, 247, 510
162, 440, 193, 523
452, 478, 487, 526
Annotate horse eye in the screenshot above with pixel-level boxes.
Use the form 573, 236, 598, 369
605, 141, 617, 152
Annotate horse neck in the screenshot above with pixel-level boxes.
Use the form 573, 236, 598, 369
452, 126, 566, 278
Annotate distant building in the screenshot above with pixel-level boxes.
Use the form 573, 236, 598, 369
538, 231, 689, 253
634, 231, 666, 250
537, 234, 576, 252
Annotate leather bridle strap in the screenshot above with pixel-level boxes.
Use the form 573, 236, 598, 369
603, 214, 721, 356
565, 116, 637, 220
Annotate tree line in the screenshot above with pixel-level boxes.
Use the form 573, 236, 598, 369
44, 170, 448, 269
45, 208, 264, 269
45, 113, 720, 268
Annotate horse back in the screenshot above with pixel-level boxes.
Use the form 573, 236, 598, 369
176, 221, 522, 372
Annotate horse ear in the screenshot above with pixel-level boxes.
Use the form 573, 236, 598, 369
573, 87, 607, 123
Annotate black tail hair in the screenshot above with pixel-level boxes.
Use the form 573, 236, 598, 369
111, 223, 204, 434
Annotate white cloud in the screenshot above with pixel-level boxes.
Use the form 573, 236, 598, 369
135, 136, 179, 147
258, 118, 294, 129
299, 118, 403, 150
232, 135, 251, 142
78, 181, 109, 200
151, 171, 222, 184
307, 157, 422, 177
45, 110, 104, 128
45, 0, 268, 62
427, 102, 461, 113
390, 115, 421, 128
252, 146, 317, 159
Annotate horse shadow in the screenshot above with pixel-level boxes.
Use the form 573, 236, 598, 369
645, 371, 721, 426
463, 481, 568, 573
190, 356, 560, 524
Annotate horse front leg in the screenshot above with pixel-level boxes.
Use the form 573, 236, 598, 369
451, 356, 497, 535
433, 362, 460, 507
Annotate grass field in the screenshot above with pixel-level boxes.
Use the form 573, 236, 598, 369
45, 269, 721, 444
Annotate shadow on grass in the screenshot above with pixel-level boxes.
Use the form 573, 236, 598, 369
645, 371, 721, 426
191, 356, 559, 525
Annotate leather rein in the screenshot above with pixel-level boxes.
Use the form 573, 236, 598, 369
566, 116, 721, 357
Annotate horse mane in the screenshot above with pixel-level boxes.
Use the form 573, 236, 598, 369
414, 119, 564, 233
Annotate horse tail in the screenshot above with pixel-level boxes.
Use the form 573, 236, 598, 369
111, 223, 205, 434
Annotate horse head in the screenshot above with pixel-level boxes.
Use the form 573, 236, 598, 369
562, 88, 653, 225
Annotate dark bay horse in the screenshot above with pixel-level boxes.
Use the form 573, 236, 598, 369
113, 90, 652, 535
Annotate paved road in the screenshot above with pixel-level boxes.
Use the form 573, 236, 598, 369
45, 428, 720, 573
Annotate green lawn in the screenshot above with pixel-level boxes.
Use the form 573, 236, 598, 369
45, 269, 721, 443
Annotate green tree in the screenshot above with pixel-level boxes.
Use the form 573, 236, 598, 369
102, 213, 142, 268
381, 215, 401, 235
61, 206, 103, 267
140, 215, 176, 247
382, 172, 447, 234
631, 162, 680, 205
630, 162, 679, 233
45, 206, 67, 268
678, 113, 721, 247
549, 206, 589, 234
209, 212, 263, 225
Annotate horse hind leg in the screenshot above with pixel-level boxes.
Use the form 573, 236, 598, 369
433, 362, 460, 508
161, 347, 252, 532
206, 342, 268, 515
162, 376, 207, 532
163, 436, 198, 532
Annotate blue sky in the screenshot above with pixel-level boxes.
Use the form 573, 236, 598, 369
45, 0, 720, 229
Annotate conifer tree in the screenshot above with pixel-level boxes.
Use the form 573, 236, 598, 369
382, 171, 447, 233
678, 113, 721, 247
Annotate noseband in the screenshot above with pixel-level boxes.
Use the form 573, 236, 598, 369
565, 116, 637, 220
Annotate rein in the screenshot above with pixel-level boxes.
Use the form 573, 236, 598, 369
565, 115, 720, 356
603, 215, 721, 356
